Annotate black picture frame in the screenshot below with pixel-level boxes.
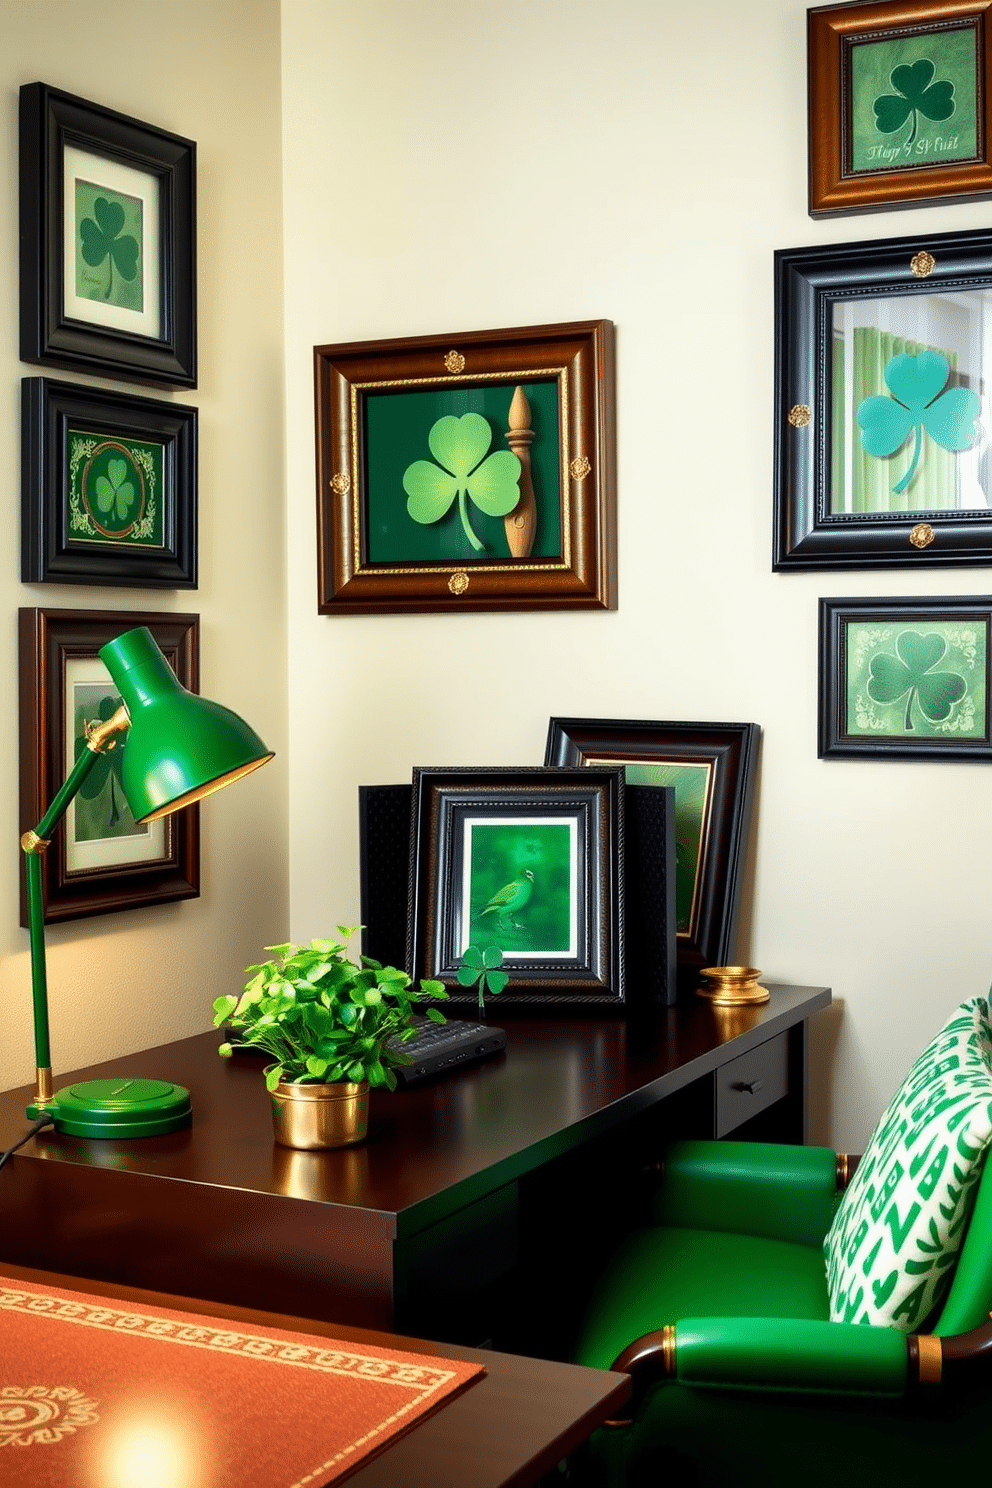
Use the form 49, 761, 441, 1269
406, 766, 625, 1010
818, 594, 992, 761
21, 378, 197, 589
544, 718, 759, 983
359, 779, 677, 1008
774, 225, 992, 571
19, 82, 197, 388
18, 607, 201, 925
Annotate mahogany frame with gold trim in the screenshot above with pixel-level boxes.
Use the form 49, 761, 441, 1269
314, 320, 616, 615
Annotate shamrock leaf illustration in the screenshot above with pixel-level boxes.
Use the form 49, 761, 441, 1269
456, 943, 509, 1014
866, 631, 967, 732
74, 694, 133, 824
95, 456, 136, 524
873, 59, 955, 147
856, 351, 981, 496
403, 413, 520, 552
79, 196, 140, 300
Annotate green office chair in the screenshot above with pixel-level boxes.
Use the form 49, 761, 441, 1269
571, 996, 992, 1486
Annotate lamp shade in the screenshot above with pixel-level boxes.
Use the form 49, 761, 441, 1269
99, 627, 274, 823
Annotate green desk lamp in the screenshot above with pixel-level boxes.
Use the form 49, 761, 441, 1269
21, 626, 274, 1139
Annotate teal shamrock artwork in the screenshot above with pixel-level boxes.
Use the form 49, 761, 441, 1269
866, 631, 967, 732
79, 195, 140, 301
403, 413, 521, 552
856, 351, 981, 496
873, 59, 955, 148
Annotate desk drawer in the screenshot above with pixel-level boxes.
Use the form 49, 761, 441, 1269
716, 1033, 789, 1137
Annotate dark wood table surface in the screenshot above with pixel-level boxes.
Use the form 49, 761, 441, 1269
0, 984, 830, 1348
0, 1261, 630, 1487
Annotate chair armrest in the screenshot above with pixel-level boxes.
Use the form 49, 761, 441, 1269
674, 1316, 908, 1394
613, 1316, 910, 1398
651, 1140, 846, 1247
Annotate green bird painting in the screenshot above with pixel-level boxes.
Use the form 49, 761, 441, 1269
478, 869, 535, 931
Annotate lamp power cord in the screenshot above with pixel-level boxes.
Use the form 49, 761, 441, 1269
0, 1112, 56, 1172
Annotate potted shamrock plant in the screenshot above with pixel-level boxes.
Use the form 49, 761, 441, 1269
213, 927, 447, 1149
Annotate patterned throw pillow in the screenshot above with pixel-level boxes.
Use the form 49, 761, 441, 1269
824, 996, 992, 1330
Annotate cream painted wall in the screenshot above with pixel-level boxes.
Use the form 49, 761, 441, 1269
0, 1, 289, 1095
282, 0, 992, 1151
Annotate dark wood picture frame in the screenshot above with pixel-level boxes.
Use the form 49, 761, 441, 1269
818, 594, 992, 760
19, 82, 197, 388
544, 718, 759, 982
18, 608, 201, 925
809, 0, 992, 216
406, 766, 625, 1010
21, 378, 197, 589
314, 320, 616, 615
774, 225, 992, 571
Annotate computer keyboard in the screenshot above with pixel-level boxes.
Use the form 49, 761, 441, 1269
223, 1016, 506, 1086
386, 1017, 506, 1085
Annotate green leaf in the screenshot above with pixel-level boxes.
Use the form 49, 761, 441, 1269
404, 459, 458, 525
465, 450, 521, 518
428, 412, 492, 479
213, 994, 237, 1021
265, 1064, 285, 1092
457, 965, 483, 987
425, 1006, 447, 1024
217, 1042, 233, 1059
485, 970, 509, 995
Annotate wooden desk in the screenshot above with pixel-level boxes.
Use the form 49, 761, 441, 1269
0, 984, 829, 1357
0, 1261, 629, 1488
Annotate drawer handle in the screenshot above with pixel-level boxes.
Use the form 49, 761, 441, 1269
732, 1079, 764, 1095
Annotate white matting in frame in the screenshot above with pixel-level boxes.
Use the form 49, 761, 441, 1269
62, 145, 161, 340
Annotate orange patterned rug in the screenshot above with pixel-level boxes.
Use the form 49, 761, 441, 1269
0, 1273, 485, 1487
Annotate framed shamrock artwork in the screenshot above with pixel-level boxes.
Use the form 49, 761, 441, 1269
18, 608, 201, 924
314, 321, 616, 614
818, 595, 992, 760
406, 766, 626, 1009
808, 0, 992, 216
774, 225, 992, 570
19, 83, 197, 387
21, 378, 198, 588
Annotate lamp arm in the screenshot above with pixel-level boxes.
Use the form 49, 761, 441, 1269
21, 706, 131, 1103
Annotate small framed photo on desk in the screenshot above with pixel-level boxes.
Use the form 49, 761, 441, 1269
407, 766, 626, 1010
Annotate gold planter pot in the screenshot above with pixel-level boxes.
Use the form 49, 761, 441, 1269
267, 1075, 369, 1150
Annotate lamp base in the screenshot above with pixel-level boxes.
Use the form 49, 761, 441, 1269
27, 1077, 192, 1138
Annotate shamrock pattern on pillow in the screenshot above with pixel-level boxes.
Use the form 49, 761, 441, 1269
824, 996, 992, 1330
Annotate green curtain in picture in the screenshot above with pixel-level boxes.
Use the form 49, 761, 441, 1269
851, 327, 958, 513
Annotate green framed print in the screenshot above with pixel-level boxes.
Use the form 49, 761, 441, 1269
818, 595, 992, 760
22, 378, 197, 588
407, 766, 625, 1009
544, 718, 759, 983
18, 608, 201, 925
314, 321, 616, 614
19, 82, 196, 387
808, 0, 992, 216
774, 225, 992, 570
